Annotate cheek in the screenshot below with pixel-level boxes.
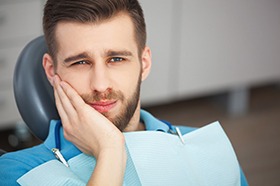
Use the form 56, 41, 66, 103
58, 71, 90, 94
116, 69, 141, 95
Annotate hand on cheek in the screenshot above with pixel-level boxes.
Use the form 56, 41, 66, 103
53, 75, 125, 158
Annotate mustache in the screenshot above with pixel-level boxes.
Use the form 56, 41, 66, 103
81, 89, 124, 103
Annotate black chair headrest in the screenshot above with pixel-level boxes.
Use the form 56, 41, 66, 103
13, 36, 59, 141
0, 149, 6, 156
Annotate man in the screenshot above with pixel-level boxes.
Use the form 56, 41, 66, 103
0, 0, 248, 185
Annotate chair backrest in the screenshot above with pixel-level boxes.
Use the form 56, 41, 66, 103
13, 36, 59, 141
0, 149, 6, 156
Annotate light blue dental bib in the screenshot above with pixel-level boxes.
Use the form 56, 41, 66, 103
17, 122, 240, 186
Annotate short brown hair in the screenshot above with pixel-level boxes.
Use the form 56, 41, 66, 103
43, 0, 146, 61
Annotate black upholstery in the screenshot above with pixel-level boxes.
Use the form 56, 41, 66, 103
13, 36, 59, 141
0, 149, 6, 156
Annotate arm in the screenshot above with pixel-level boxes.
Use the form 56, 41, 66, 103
88, 147, 126, 186
53, 75, 126, 186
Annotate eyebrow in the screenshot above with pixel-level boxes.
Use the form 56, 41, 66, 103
64, 52, 90, 63
106, 50, 133, 57
63, 50, 134, 63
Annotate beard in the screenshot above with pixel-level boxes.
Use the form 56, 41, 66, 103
81, 74, 141, 131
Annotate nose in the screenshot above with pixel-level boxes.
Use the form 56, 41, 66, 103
89, 63, 111, 93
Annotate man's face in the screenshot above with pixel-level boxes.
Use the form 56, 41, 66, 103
49, 14, 150, 131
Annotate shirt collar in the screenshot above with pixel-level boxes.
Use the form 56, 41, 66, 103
140, 109, 170, 133
44, 120, 81, 160
44, 120, 60, 151
44, 109, 170, 158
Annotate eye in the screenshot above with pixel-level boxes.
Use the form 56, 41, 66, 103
72, 60, 90, 66
109, 57, 124, 63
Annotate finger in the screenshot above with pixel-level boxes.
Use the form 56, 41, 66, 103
59, 80, 88, 112
53, 84, 69, 124
54, 75, 78, 120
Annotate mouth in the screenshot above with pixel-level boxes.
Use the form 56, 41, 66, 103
88, 100, 117, 113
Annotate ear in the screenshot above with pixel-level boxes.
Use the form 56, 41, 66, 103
141, 46, 152, 81
42, 53, 55, 86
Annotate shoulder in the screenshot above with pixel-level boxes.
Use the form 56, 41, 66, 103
0, 144, 54, 186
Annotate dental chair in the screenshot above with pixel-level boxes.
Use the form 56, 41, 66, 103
13, 36, 59, 141
0, 149, 6, 156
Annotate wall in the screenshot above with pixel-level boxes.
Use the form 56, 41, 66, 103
140, 0, 280, 106
0, 0, 280, 127
0, 0, 44, 128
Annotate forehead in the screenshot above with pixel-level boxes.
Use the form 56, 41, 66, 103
54, 13, 138, 59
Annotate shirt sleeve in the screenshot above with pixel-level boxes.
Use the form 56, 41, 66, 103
0, 145, 54, 186
0, 155, 31, 186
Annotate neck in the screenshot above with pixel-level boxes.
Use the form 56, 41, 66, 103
123, 102, 145, 132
